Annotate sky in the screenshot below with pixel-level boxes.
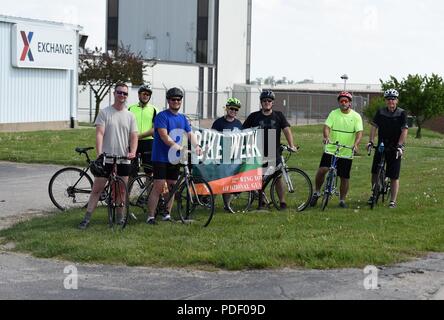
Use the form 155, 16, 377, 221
3, 0, 444, 84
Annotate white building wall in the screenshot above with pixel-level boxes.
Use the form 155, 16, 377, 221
217, 0, 248, 115
0, 20, 75, 125
118, 0, 198, 62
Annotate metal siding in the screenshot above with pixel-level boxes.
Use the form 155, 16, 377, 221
119, 0, 198, 62
0, 21, 72, 124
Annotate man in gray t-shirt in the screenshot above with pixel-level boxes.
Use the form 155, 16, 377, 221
79, 83, 138, 230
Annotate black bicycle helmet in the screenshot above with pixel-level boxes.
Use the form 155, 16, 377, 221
89, 155, 107, 177
260, 90, 275, 101
138, 84, 152, 94
166, 87, 184, 99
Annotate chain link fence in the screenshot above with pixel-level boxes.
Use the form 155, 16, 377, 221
78, 87, 368, 126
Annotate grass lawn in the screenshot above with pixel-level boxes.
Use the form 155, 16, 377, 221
1, 124, 443, 270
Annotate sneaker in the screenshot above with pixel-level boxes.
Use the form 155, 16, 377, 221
389, 201, 397, 209
280, 202, 288, 210
309, 193, 320, 207
367, 196, 375, 205
339, 201, 347, 208
78, 219, 89, 230
162, 214, 172, 222
146, 217, 156, 225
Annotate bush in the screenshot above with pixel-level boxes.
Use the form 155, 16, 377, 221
363, 97, 385, 123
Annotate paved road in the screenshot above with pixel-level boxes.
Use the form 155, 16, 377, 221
0, 161, 443, 300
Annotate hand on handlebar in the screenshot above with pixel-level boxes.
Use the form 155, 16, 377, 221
322, 138, 330, 145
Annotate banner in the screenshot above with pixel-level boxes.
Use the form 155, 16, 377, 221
191, 127, 263, 195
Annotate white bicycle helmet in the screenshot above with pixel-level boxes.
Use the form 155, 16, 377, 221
384, 88, 399, 99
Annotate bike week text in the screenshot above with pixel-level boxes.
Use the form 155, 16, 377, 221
167, 128, 278, 164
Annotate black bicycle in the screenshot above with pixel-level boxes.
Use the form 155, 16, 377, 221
100, 153, 131, 230
320, 142, 354, 211
128, 151, 215, 227
367, 143, 398, 209
239, 145, 313, 212
48, 147, 108, 211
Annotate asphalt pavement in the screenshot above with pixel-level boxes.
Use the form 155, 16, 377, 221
0, 161, 443, 300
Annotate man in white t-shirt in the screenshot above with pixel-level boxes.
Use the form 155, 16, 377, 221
78, 82, 138, 229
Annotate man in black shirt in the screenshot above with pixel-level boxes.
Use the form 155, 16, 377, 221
367, 88, 408, 208
242, 90, 298, 210
211, 98, 243, 132
211, 98, 243, 211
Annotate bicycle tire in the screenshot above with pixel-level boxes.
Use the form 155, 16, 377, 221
127, 174, 153, 219
270, 167, 313, 212
321, 170, 335, 211
48, 167, 93, 211
175, 176, 214, 227
107, 176, 130, 230
226, 191, 253, 213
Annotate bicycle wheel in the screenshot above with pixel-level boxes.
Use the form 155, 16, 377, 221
270, 168, 313, 212
108, 176, 130, 230
226, 192, 253, 213
175, 176, 214, 227
127, 174, 153, 220
48, 167, 93, 211
321, 170, 335, 211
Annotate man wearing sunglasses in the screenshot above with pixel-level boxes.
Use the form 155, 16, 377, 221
146, 87, 202, 225
128, 84, 158, 175
367, 89, 408, 209
78, 83, 138, 229
211, 98, 243, 211
309, 91, 363, 209
211, 98, 243, 132
242, 89, 298, 210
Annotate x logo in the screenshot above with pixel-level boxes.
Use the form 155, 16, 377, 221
20, 31, 34, 62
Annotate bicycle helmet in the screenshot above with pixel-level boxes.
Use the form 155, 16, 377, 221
384, 88, 399, 99
166, 87, 184, 99
138, 84, 152, 94
226, 97, 241, 109
89, 155, 107, 177
337, 91, 353, 101
260, 90, 275, 101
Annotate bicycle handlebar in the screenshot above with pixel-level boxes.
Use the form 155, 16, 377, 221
280, 144, 299, 153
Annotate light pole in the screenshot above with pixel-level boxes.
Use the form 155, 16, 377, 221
340, 74, 348, 90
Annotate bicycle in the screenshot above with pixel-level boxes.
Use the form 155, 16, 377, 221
320, 142, 354, 211
238, 144, 313, 212
100, 153, 131, 230
367, 142, 399, 209
48, 147, 108, 211
127, 151, 215, 227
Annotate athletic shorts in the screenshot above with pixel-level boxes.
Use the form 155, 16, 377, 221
137, 139, 153, 174
97, 163, 132, 178
152, 162, 181, 180
319, 153, 353, 179
371, 150, 402, 179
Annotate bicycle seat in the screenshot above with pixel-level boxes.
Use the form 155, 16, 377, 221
75, 147, 94, 154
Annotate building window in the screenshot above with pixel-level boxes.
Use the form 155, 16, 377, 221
107, 0, 119, 51
196, 0, 209, 63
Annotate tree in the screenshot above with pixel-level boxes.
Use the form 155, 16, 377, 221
79, 45, 146, 122
380, 74, 444, 138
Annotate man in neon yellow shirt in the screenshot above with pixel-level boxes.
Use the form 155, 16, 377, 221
310, 91, 363, 208
128, 84, 158, 174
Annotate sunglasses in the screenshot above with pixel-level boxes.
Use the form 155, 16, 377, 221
386, 97, 397, 101
169, 98, 182, 102
339, 99, 350, 103
228, 107, 239, 111
140, 92, 151, 96
261, 99, 273, 103
115, 90, 128, 96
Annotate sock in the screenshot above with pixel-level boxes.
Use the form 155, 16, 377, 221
84, 212, 92, 222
